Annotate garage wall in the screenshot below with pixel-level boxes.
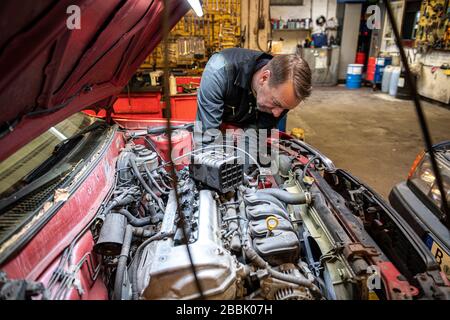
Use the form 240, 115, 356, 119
241, 0, 271, 51
410, 49, 450, 104
338, 3, 362, 79
241, 0, 338, 53
270, 0, 338, 54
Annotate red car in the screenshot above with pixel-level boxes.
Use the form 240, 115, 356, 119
0, 0, 449, 300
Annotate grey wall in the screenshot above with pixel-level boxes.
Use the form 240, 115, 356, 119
338, 3, 362, 80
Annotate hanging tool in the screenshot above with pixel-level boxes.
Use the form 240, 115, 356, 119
219, 21, 223, 50
207, 14, 211, 45
194, 16, 197, 36
212, 14, 215, 49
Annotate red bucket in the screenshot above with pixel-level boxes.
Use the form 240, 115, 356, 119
355, 51, 366, 64
366, 57, 376, 81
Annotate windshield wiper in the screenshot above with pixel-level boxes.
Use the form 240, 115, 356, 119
0, 121, 106, 212
23, 121, 106, 184
0, 162, 72, 213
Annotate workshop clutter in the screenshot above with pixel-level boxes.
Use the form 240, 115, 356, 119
169, 94, 198, 121
141, 0, 241, 70
113, 92, 164, 116
271, 18, 312, 30
415, 0, 450, 50
112, 75, 201, 120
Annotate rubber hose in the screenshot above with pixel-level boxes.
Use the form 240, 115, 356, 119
116, 209, 152, 227
158, 173, 173, 190
144, 163, 169, 195
257, 188, 312, 204
114, 225, 133, 300
104, 190, 132, 214
129, 157, 164, 211
244, 245, 322, 297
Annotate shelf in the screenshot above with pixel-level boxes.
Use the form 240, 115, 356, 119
272, 28, 311, 32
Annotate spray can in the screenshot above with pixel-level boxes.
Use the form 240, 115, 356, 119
169, 73, 177, 96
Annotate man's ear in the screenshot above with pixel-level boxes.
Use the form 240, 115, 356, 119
260, 69, 271, 84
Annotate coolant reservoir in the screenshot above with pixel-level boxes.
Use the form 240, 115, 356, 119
148, 129, 192, 169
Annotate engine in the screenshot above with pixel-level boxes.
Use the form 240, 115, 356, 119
93, 128, 450, 300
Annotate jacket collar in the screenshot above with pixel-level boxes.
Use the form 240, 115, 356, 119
234, 52, 273, 89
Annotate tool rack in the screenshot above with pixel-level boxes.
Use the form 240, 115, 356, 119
140, 0, 242, 70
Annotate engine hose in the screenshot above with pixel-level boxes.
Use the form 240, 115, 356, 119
131, 231, 174, 299
114, 225, 133, 300
116, 209, 152, 227
132, 227, 156, 239
243, 245, 322, 298
301, 155, 319, 182
144, 163, 169, 195
146, 123, 194, 135
129, 157, 164, 211
257, 188, 312, 205
158, 172, 173, 190
267, 269, 322, 297
104, 189, 135, 214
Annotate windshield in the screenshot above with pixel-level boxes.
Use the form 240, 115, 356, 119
0, 113, 97, 199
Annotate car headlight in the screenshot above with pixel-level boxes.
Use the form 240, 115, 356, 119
408, 151, 450, 211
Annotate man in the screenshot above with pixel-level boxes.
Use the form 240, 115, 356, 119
194, 48, 312, 147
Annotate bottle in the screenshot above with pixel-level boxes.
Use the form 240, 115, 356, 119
169, 73, 177, 96
389, 67, 401, 97
381, 65, 394, 93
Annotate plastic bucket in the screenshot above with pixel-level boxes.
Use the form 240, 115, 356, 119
346, 74, 362, 89
347, 64, 364, 75
374, 56, 392, 83
366, 57, 376, 81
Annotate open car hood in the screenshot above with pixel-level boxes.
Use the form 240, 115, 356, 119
0, 0, 189, 162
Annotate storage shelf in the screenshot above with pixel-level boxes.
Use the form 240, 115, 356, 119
272, 28, 312, 32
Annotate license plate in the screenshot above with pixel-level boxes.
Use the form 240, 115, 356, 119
426, 236, 450, 280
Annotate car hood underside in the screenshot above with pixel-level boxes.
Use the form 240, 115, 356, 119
0, 0, 189, 162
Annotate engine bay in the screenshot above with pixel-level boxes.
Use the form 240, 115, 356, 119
93, 127, 450, 300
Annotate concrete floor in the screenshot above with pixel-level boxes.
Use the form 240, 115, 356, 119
286, 85, 450, 200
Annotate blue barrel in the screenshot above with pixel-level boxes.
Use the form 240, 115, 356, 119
346, 64, 363, 89
374, 56, 392, 83
277, 114, 287, 132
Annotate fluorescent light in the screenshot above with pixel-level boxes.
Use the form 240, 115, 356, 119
187, 0, 203, 17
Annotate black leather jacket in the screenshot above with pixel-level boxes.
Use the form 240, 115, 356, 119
195, 48, 287, 145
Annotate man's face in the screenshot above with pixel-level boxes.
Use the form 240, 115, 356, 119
254, 69, 301, 118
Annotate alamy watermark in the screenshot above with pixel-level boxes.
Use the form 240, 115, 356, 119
66, 5, 81, 30
366, 5, 381, 30
169, 121, 286, 175
366, 265, 381, 291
